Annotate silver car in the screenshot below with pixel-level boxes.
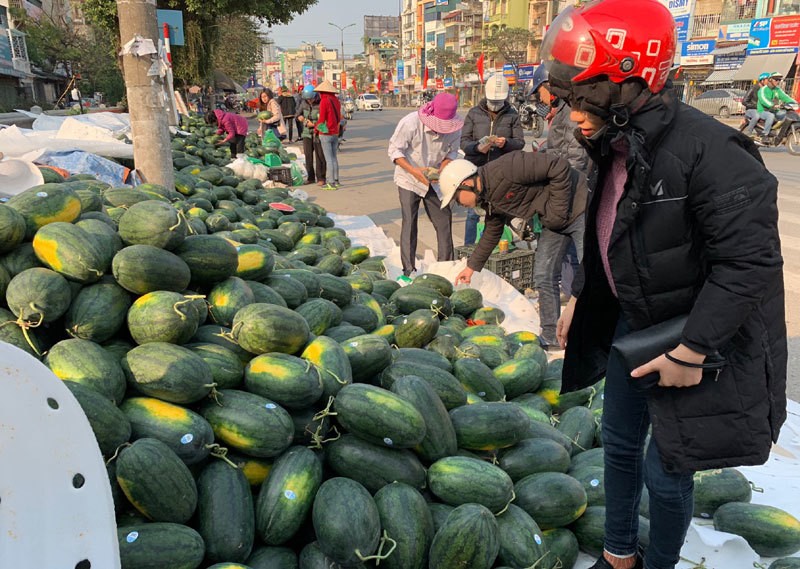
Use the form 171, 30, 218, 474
690, 88, 746, 118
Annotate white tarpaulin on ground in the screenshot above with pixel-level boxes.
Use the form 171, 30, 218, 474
0, 124, 134, 160
329, 213, 800, 569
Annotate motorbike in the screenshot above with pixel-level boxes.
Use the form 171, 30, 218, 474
738, 104, 800, 155
513, 90, 545, 138
343, 99, 356, 120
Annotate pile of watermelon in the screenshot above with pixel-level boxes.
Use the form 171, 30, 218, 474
1, 162, 800, 569
174, 113, 294, 167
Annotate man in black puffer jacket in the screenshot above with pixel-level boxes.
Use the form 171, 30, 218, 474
438, 151, 586, 284
543, 2, 786, 569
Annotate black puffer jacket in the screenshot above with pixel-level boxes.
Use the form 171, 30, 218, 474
540, 101, 591, 177
563, 89, 787, 473
461, 100, 526, 166
467, 151, 577, 271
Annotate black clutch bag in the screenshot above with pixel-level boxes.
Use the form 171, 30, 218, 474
611, 315, 725, 391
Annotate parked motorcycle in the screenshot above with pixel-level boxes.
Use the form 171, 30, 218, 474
738, 104, 800, 155
513, 89, 545, 138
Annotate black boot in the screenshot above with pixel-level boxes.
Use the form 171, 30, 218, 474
589, 549, 644, 569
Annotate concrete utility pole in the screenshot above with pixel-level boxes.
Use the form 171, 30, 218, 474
117, 0, 175, 188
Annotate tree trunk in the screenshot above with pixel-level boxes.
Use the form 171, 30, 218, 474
116, 0, 174, 188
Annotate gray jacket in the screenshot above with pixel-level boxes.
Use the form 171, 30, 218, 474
540, 101, 590, 177
461, 100, 526, 167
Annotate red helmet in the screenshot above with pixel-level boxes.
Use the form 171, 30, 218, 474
541, 0, 677, 94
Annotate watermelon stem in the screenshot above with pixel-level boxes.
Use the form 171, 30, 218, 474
173, 295, 206, 320
749, 481, 765, 493
356, 530, 397, 564
495, 488, 516, 516
206, 443, 238, 468
679, 556, 709, 568
0, 315, 43, 356
105, 442, 131, 465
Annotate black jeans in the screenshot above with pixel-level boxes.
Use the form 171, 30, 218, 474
303, 136, 326, 183
284, 116, 295, 140
398, 185, 454, 276
229, 134, 246, 158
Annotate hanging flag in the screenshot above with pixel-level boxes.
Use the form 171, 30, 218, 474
351, 78, 357, 92
477, 53, 485, 83
423, 67, 429, 89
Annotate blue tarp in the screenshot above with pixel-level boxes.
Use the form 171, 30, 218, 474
242, 77, 265, 90
34, 150, 135, 187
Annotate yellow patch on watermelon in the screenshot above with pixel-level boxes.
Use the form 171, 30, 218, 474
132, 292, 160, 308
215, 425, 254, 449
32, 235, 62, 271
495, 361, 520, 376
281, 472, 314, 500
248, 358, 291, 380
465, 392, 485, 405
138, 398, 190, 423
212, 293, 229, 307
539, 389, 560, 406
373, 324, 395, 338
240, 460, 272, 486
363, 389, 410, 413
469, 335, 505, 348
31, 197, 81, 229
240, 222, 259, 231
301, 342, 324, 364
514, 331, 538, 343
116, 476, 153, 518
238, 250, 265, 272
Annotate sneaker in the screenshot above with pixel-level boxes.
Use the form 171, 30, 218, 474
396, 275, 413, 287
321, 183, 338, 191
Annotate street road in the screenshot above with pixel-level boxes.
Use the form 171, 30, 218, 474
299, 107, 800, 400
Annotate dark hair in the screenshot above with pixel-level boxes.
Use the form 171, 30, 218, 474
259, 88, 274, 111
204, 111, 217, 124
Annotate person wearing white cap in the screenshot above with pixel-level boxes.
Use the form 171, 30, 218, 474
388, 93, 464, 281
438, 151, 581, 288
460, 73, 525, 245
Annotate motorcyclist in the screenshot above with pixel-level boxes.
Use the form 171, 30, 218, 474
757, 72, 798, 142
741, 72, 770, 137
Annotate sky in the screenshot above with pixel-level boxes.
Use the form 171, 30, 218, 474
265, 0, 401, 57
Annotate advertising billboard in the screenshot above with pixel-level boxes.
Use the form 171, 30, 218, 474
680, 40, 716, 66
748, 16, 800, 55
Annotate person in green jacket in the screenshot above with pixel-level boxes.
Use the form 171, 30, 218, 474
756, 72, 798, 139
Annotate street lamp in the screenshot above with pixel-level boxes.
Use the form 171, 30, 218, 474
329, 22, 356, 93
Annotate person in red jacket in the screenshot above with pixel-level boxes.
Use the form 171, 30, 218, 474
312, 80, 342, 190
205, 109, 248, 158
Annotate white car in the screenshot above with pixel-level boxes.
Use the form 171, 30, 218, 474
356, 93, 383, 111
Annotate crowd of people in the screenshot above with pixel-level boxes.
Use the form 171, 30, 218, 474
389, 2, 788, 569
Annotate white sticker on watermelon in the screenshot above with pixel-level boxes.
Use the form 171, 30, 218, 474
37, 192, 48, 198
265, 403, 277, 410
383, 437, 394, 446
534, 534, 542, 545
126, 531, 139, 543
180, 433, 194, 444
478, 392, 486, 397
284, 490, 297, 500
590, 479, 600, 487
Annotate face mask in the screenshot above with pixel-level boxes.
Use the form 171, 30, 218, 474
487, 100, 504, 112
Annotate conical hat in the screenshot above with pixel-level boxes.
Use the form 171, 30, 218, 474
314, 80, 338, 94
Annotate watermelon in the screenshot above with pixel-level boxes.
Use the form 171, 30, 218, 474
236, 244, 275, 281
495, 504, 547, 568
208, 276, 255, 327
380, 361, 467, 410
127, 290, 201, 345
200, 389, 294, 458
246, 547, 298, 569
492, 357, 544, 398
450, 288, 483, 316
116, 438, 198, 523
541, 528, 580, 569
412, 273, 454, 296
122, 343, 213, 404
373, 482, 434, 569
112, 244, 192, 294
428, 503, 499, 569
64, 380, 131, 457
232, 303, 310, 355
185, 342, 244, 389
312, 477, 381, 566
6, 183, 82, 238
453, 358, 506, 401
120, 397, 215, 465
333, 383, 426, 449
118, 200, 188, 250
394, 308, 440, 348
692, 468, 753, 519
116, 523, 205, 569
6, 267, 72, 323
448, 401, 530, 451
515, 472, 588, 529
174, 235, 239, 285
427, 456, 514, 514
0, 204, 26, 254
341, 334, 393, 383
245, 352, 323, 409
499, 437, 571, 481
45, 338, 127, 403
301, 335, 353, 398
247, 280, 289, 308
556, 405, 598, 456
255, 445, 323, 545
32, 221, 107, 283
326, 434, 427, 493
713, 502, 800, 557
196, 460, 255, 563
